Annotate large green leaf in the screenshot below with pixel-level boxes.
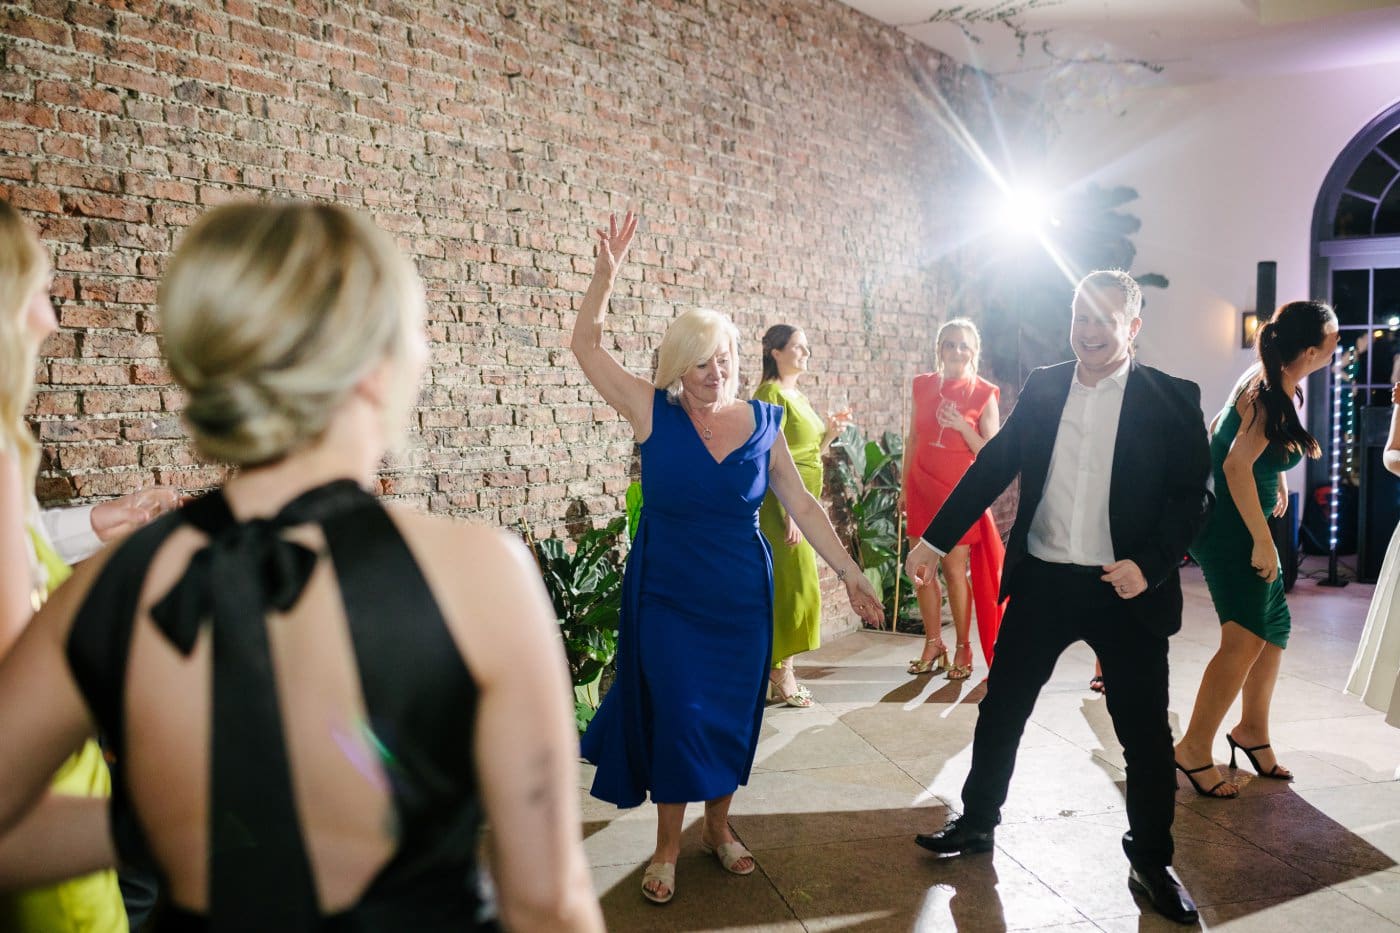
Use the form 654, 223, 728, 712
521, 517, 629, 729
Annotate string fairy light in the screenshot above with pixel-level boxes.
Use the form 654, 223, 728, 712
1323, 344, 1346, 586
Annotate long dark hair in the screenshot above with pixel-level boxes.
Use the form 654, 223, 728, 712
1246, 299, 1335, 458
760, 324, 798, 383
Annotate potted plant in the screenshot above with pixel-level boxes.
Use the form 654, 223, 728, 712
829, 425, 922, 626
521, 516, 628, 732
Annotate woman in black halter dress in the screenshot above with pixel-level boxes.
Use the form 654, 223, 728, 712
0, 202, 603, 932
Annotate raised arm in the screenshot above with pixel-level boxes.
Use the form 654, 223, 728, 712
570, 211, 655, 440
767, 432, 885, 628
438, 525, 603, 933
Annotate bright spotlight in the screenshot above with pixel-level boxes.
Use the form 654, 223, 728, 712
999, 187, 1057, 238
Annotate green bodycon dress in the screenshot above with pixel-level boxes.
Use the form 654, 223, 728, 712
754, 382, 824, 665
1189, 401, 1302, 648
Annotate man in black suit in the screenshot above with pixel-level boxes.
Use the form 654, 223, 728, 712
906, 270, 1211, 924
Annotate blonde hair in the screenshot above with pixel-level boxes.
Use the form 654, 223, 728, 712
653, 308, 741, 402
935, 317, 982, 378
0, 200, 48, 498
160, 201, 425, 466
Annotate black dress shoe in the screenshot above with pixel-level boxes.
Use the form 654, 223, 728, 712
914, 816, 995, 855
1128, 864, 1199, 924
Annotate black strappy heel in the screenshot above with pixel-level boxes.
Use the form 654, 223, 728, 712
1227, 732, 1294, 781
1174, 760, 1239, 798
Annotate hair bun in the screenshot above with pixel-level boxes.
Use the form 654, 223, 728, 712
159, 202, 422, 467
182, 376, 301, 465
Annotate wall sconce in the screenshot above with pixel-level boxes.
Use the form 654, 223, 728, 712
1241, 310, 1260, 349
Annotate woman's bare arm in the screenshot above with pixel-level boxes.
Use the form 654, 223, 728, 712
768, 433, 884, 628
420, 521, 602, 933
0, 551, 106, 851
569, 211, 654, 440
1386, 384, 1400, 477
1223, 394, 1278, 582
0, 795, 114, 891
967, 392, 1001, 456
0, 451, 34, 655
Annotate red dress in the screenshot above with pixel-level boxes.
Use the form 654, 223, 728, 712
903, 372, 1005, 667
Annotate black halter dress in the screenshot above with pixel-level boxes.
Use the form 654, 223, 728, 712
65, 480, 498, 931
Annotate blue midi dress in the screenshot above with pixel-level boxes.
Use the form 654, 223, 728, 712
582, 389, 782, 807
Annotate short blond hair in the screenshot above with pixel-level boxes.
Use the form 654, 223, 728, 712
160, 201, 424, 466
654, 308, 741, 402
0, 199, 48, 495
1075, 270, 1142, 321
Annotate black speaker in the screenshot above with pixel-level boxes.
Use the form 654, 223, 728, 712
1301, 482, 1358, 555
1257, 261, 1276, 321
1359, 406, 1399, 582
1269, 491, 1299, 591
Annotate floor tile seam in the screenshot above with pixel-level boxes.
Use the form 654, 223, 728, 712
985, 842, 1102, 930
1288, 853, 1400, 888
1328, 882, 1400, 925
1296, 761, 1400, 783
727, 820, 809, 931
1182, 803, 1341, 882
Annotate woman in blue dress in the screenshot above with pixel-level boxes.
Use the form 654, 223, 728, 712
574, 212, 883, 905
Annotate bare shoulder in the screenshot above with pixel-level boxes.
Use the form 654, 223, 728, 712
385, 506, 538, 593
383, 506, 554, 684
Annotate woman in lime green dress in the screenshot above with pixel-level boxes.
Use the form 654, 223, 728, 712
0, 199, 128, 932
754, 326, 850, 707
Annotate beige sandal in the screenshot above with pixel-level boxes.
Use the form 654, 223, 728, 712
641, 861, 675, 904
701, 835, 756, 875
768, 671, 814, 708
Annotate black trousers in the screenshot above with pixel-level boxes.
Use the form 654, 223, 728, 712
960, 557, 1177, 868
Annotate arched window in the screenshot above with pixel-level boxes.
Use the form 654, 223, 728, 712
1330, 124, 1400, 238
1310, 100, 1400, 581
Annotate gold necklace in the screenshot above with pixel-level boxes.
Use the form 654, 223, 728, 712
682, 394, 716, 440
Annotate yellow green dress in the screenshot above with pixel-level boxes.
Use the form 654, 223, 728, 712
754, 382, 825, 664
0, 520, 128, 933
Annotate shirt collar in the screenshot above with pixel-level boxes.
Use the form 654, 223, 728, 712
1073, 356, 1132, 392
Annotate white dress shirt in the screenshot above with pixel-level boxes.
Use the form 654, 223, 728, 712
39, 504, 101, 565
1026, 358, 1131, 566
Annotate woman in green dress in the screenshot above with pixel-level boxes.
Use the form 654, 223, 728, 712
1174, 300, 1338, 798
754, 325, 850, 707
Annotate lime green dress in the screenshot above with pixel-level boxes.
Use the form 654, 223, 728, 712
754, 382, 825, 664
1188, 402, 1301, 648
0, 522, 128, 933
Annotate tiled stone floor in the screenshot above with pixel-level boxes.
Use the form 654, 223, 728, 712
579, 565, 1400, 931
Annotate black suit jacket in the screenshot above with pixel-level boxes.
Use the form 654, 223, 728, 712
922, 359, 1212, 637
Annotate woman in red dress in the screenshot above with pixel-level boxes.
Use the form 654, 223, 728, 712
902, 319, 1004, 680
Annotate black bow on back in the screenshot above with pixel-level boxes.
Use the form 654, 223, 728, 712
149, 517, 320, 654
143, 479, 369, 930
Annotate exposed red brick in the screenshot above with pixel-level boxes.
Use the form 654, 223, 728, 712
0, 0, 1030, 626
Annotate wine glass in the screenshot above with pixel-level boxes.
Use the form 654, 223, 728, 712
931, 387, 963, 448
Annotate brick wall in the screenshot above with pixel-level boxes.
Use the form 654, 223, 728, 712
1, 0, 1028, 615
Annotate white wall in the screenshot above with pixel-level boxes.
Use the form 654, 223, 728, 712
1046, 62, 1400, 437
